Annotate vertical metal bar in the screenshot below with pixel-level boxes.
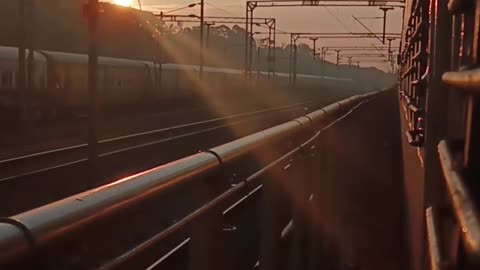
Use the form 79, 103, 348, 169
289, 35, 293, 85
312, 38, 317, 60
273, 20, 276, 77
463, 0, 480, 172
259, 164, 284, 270
382, 8, 387, 44
268, 25, 272, 78
249, 9, 255, 79
158, 14, 163, 94
88, 0, 99, 166
188, 172, 225, 270
206, 23, 210, 49
245, 3, 249, 76
257, 46, 261, 78
293, 41, 298, 87
307, 133, 324, 270
199, 0, 204, 79
288, 149, 310, 270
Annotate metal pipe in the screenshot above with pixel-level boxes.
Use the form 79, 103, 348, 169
0, 91, 379, 265
0, 153, 220, 264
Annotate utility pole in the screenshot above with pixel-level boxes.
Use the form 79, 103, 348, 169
379, 7, 393, 44
335, 49, 341, 66
205, 21, 215, 49
293, 41, 298, 87
199, 0, 204, 79
347, 56, 353, 67
257, 46, 261, 77
87, 0, 99, 166
387, 37, 395, 61
158, 12, 164, 91
310, 37, 319, 60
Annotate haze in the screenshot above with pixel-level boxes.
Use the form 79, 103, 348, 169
107, 0, 404, 70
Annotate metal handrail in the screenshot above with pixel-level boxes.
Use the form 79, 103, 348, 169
96, 93, 378, 270
442, 68, 480, 91
438, 140, 480, 257
0, 90, 381, 265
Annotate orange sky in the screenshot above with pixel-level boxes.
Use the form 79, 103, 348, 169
108, 0, 404, 70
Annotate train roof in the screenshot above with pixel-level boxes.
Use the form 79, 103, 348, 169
0, 46, 352, 82
0, 46, 48, 69
162, 63, 244, 75
39, 50, 151, 68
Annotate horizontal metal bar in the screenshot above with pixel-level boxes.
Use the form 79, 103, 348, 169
442, 68, 480, 91
97, 91, 379, 270
0, 90, 385, 265
0, 152, 221, 263
409, 103, 422, 113
404, 94, 412, 105
438, 140, 480, 256
448, 0, 469, 12
426, 207, 443, 270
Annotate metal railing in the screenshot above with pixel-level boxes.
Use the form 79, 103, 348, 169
402, 0, 480, 267
0, 90, 381, 269
399, 0, 428, 148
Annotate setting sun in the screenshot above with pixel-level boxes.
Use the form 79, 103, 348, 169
113, 0, 133, 7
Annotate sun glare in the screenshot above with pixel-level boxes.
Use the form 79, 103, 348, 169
113, 0, 133, 7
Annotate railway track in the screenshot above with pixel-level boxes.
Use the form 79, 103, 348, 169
0, 102, 312, 216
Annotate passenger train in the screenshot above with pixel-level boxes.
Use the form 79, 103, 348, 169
0, 46, 354, 119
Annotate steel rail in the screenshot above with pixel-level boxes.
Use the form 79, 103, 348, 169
0, 102, 308, 165
0, 103, 309, 182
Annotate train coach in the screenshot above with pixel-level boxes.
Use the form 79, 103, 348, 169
0, 45, 356, 120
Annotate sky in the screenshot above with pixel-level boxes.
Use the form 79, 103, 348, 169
108, 0, 404, 71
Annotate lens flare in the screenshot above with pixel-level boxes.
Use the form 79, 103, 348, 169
113, 0, 133, 7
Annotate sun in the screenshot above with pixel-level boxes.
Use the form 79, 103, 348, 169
113, 0, 133, 7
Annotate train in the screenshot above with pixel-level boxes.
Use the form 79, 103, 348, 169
399, 0, 480, 270
0, 46, 358, 120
